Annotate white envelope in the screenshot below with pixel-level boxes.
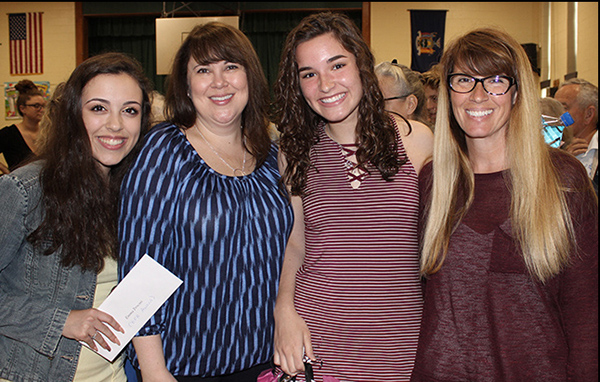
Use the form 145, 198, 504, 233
80, 254, 183, 361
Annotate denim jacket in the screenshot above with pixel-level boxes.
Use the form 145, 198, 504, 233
0, 162, 97, 382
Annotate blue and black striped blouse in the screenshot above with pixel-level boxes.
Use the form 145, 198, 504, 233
118, 122, 294, 377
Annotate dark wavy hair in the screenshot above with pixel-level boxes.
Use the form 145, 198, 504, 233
273, 12, 403, 196
15, 79, 44, 117
28, 52, 153, 272
164, 22, 272, 167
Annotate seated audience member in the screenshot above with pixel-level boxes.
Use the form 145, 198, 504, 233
375, 60, 429, 126
0, 80, 45, 174
554, 78, 598, 191
421, 64, 441, 128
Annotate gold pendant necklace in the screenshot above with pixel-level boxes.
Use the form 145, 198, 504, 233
195, 125, 247, 176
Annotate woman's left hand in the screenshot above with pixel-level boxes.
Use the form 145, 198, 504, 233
62, 308, 124, 351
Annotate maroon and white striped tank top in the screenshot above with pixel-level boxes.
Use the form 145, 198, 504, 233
294, 121, 423, 382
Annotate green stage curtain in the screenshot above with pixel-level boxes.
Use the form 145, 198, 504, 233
88, 16, 166, 94
87, 11, 361, 100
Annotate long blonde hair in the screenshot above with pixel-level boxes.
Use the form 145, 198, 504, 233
421, 28, 575, 282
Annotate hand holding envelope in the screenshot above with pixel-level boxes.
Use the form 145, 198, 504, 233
80, 254, 183, 361
65, 307, 124, 352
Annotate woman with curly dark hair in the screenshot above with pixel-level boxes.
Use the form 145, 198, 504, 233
271, 12, 433, 382
0, 52, 153, 382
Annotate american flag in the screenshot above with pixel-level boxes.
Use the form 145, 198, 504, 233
9, 12, 44, 75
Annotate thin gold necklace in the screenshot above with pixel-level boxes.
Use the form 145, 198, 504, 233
195, 125, 247, 176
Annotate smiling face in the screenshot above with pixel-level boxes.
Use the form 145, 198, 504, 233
187, 59, 249, 130
450, 67, 517, 146
296, 33, 363, 130
81, 73, 143, 176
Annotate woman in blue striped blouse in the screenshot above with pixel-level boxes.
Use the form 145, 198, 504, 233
118, 22, 294, 382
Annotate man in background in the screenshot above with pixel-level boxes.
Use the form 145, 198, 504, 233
555, 78, 598, 193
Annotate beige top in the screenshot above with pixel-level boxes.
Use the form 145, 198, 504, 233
72, 257, 127, 382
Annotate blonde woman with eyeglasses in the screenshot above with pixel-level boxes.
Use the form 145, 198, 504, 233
412, 27, 598, 381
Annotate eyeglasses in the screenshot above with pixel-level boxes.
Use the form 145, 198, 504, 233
25, 103, 45, 110
448, 73, 516, 95
384, 94, 411, 102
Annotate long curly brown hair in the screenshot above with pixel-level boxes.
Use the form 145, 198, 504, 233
28, 52, 153, 272
273, 12, 405, 196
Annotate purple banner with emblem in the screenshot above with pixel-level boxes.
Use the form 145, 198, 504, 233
410, 10, 446, 73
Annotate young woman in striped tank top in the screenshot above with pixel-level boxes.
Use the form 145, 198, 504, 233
271, 12, 434, 382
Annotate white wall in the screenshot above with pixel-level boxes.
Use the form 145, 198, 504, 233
1, 2, 597, 169
371, 2, 598, 86
0, 2, 77, 167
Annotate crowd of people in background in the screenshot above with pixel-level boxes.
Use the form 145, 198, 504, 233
1, 11, 597, 382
